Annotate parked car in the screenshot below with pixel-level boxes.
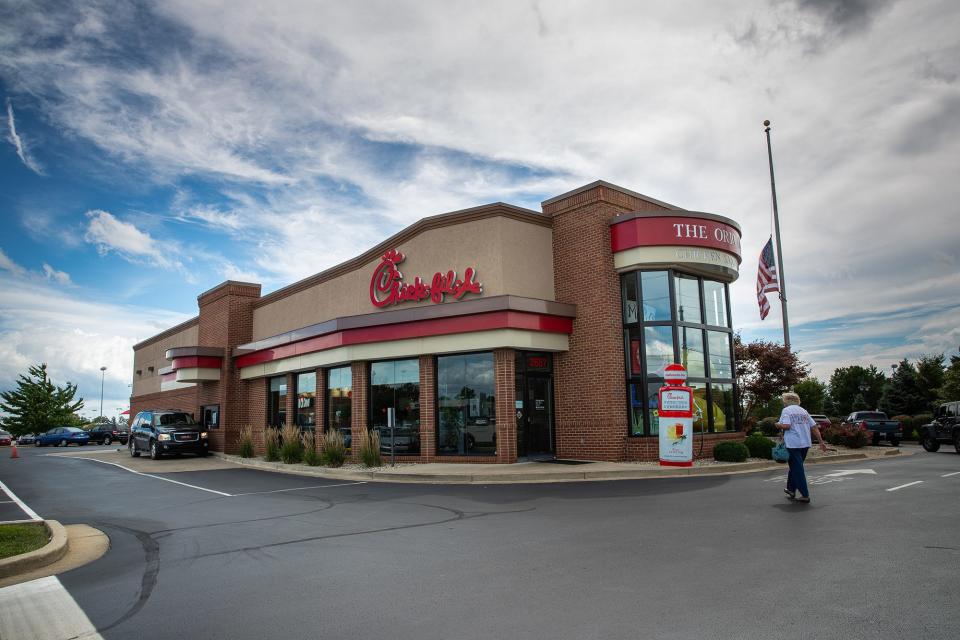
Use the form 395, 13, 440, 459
129, 410, 209, 460
809, 414, 831, 431
16, 433, 36, 445
841, 411, 903, 446
36, 426, 90, 447
920, 400, 959, 453
87, 424, 129, 445
0, 430, 11, 446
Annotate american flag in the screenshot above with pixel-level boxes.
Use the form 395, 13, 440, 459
756, 236, 779, 320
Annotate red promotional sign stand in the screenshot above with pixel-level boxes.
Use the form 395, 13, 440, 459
659, 364, 694, 467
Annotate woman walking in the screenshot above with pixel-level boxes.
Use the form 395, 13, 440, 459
776, 392, 827, 504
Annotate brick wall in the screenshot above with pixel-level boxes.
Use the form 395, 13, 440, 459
313, 368, 327, 453
129, 386, 198, 424
349, 361, 368, 463
494, 348, 517, 463
545, 183, 672, 462
419, 355, 437, 461
624, 430, 744, 461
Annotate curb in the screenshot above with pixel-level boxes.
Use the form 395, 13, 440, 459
0, 520, 69, 579
213, 448, 905, 484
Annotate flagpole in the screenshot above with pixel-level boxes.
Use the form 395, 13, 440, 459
763, 119, 790, 350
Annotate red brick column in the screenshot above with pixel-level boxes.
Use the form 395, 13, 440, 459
494, 348, 517, 463
240, 378, 268, 455
313, 368, 327, 453
419, 355, 436, 461
544, 183, 671, 461
350, 361, 368, 462
284, 372, 296, 428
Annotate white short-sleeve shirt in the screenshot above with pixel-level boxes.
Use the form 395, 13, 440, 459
779, 405, 816, 448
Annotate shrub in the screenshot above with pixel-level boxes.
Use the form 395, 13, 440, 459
238, 425, 254, 458
822, 425, 845, 446
713, 441, 749, 462
758, 417, 780, 437
843, 427, 869, 449
742, 416, 758, 434
264, 427, 281, 462
303, 446, 322, 467
279, 423, 305, 464
914, 413, 933, 433
358, 429, 382, 468
322, 428, 347, 467
744, 433, 775, 459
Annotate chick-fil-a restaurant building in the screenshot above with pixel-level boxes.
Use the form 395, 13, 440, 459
130, 181, 743, 463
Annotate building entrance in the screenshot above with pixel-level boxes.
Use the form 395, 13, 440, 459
516, 352, 554, 458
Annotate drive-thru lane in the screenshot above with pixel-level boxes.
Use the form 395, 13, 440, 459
0, 445, 957, 640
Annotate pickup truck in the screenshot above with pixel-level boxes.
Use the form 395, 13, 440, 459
841, 411, 902, 446
920, 400, 959, 453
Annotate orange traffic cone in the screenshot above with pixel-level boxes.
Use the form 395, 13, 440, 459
10, 443, 19, 459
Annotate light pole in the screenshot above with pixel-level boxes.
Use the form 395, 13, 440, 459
99, 366, 107, 421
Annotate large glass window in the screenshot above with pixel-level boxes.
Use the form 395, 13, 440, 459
327, 366, 352, 449
296, 372, 316, 429
370, 359, 420, 455
268, 376, 287, 427
622, 270, 736, 435
437, 353, 496, 456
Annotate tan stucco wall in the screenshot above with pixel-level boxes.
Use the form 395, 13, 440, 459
132, 323, 199, 397
252, 216, 555, 341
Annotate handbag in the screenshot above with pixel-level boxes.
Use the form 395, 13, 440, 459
772, 439, 789, 463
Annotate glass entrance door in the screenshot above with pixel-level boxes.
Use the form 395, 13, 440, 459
522, 375, 553, 456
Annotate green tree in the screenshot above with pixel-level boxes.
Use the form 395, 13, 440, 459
880, 359, 925, 416
915, 354, 946, 411
939, 356, 960, 403
828, 365, 886, 415
734, 335, 810, 419
793, 378, 828, 414
0, 364, 85, 436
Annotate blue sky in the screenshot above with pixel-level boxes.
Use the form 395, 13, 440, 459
1, 0, 959, 419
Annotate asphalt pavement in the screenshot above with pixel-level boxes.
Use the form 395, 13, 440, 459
0, 443, 958, 640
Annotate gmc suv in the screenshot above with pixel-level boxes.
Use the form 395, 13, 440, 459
129, 410, 210, 460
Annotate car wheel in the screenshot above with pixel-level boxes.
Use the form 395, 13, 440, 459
889, 437, 900, 447
871, 433, 880, 446
103, 437, 111, 445
129, 440, 140, 457
60, 439, 67, 447
954, 432, 960, 455
150, 440, 162, 460
466, 434, 476, 450
921, 433, 940, 452
35, 440, 41, 447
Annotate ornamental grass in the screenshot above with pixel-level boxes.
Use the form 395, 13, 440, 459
358, 429, 382, 468
264, 427, 281, 462
322, 428, 347, 467
279, 423, 305, 464
238, 425, 255, 458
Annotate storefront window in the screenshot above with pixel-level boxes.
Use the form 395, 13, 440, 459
675, 275, 702, 323
640, 271, 671, 321
704, 280, 728, 327
678, 327, 705, 378
296, 372, 316, 429
327, 366, 352, 450
644, 326, 674, 376
708, 331, 733, 378
268, 376, 286, 427
622, 271, 736, 436
437, 353, 495, 455
623, 275, 639, 324
710, 383, 735, 432
370, 359, 420, 455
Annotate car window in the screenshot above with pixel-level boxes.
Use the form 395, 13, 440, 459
948, 403, 958, 418
158, 412, 194, 425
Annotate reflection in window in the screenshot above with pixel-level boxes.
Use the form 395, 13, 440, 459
268, 376, 286, 427
710, 383, 735, 432
629, 383, 645, 436
646, 381, 664, 435
437, 353, 496, 455
704, 280, 728, 327
641, 271, 671, 321
675, 275, 702, 323
327, 366, 352, 450
708, 331, 733, 378
690, 382, 707, 433
679, 327, 705, 378
296, 372, 316, 429
623, 275, 639, 324
644, 326, 674, 377
370, 359, 420, 455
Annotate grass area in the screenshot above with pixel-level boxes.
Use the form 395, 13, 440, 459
0, 523, 49, 560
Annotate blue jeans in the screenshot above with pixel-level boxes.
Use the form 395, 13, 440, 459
787, 447, 810, 498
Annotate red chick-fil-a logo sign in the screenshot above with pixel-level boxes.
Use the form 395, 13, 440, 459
369, 249, 483, 308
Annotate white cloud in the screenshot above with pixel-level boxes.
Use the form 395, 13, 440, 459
42, 263, 72, 285
0, 247, 28, 277
4, 99, 44, 175
84, 209, 181, 271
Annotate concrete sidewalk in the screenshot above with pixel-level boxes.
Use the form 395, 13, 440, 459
213, 446, 907, 484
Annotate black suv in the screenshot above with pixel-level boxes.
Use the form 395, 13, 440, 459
920, 401, 960, 453
129, 410, 210, 460
87, 424, 129, 445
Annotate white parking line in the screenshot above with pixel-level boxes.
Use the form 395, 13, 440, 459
942, 471, 960, 478
0, 479, 42, 521
886, 481, 924, 492
231, 481, 367, 496
62, 456, 233, 497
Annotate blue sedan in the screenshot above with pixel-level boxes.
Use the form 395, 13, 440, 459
36, 427, 90, 447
